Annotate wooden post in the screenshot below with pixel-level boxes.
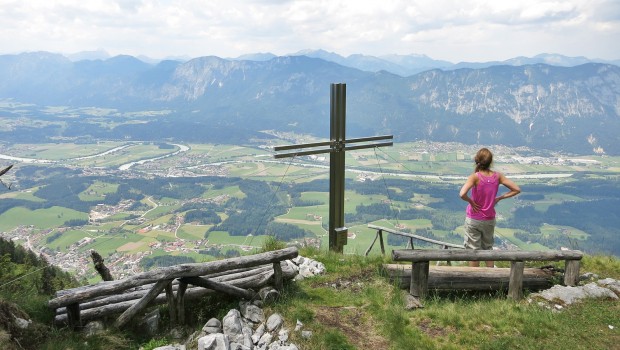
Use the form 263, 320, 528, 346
273, 262, 283, 290
564, 260, 580, 286
115, 279, 170, 328
365, 231, 380, 256
410, 261, 429, 299
176, 281, 187, 325
378, 229, 385, 255
165, 281, 177, 326
508, 261, 525, 300
66, 303, 82, 330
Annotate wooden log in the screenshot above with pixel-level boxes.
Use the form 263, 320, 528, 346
508, 261, 525, 300
54, 261, 297, 324
410, 261, 429, 299
378, 230, 385, 255
273, 262, 283, 291
90, 250, 114, 281
66, 303, 81, 330
364, 231, 380, 256
177, 281, 187, 325
180, 276, 257, 300
165, 282, 177, 326
392, 249, 583, 263
49, 247, 298, 309
115, 279, 171, 328
564, 260, 580, 286
368, 224, 464, 249
56, 265, 275, 314
384, 264, 555, 292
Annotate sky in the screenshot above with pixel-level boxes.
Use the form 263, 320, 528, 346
0, 0, 618, 63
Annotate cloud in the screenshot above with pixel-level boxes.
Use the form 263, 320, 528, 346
0, 0, 617, 61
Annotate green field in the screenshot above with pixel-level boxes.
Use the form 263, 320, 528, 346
0, 206, 88, 231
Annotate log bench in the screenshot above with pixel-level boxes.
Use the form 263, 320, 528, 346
49, 247, 298, 330
391, 249, 583, 300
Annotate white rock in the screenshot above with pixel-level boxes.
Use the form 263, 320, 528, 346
198, 334, 230, 350
266, 313, 283, 332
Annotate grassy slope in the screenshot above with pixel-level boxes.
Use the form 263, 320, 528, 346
22, 251, 620, 350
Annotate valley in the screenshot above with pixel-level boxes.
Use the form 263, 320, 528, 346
1, 136, 619, 283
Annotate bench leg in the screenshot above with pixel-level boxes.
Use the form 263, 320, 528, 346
564, 260, 580, 286
410, 261, 429, 299
508, 261, 525, 300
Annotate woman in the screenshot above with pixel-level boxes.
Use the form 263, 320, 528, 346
459, 148, 521, 267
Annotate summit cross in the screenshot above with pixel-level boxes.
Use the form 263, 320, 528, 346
274, 83, 393, 252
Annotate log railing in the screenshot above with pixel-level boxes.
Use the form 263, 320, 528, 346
391, 249, 583, 301
49, 247, 299, 329
365, 224, 463, 256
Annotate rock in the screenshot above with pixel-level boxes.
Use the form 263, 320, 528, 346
168, 326, 186, 341
294, 320, 303, 331
154, 345, 186, 350
203, 318, 222, 334
403, 292, 424, 310
301, 331, 312, 340
198, 333, 230, 350
83, 320, 105, 337
240, 301, 265, 323
278, 328, 289, 342
13, 317, 31, 330
257, 332, 273, 349
252, 323, 265, 345
137, 308, 160, 337
223, 309, 245, 344
533, 282, 619, 305
580, 272, 599, 281
266, 313, 283, 332
597, 278, 620, 295
230, 342, 252, 350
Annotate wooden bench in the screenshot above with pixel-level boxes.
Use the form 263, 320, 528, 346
392, 249, 583, 300
49, 247, 298, 330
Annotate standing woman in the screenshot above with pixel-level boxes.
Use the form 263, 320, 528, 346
459, 148, 521, 267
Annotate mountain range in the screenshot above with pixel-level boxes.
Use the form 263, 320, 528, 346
0, 51, 619, 154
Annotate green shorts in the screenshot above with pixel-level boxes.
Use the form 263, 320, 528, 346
463, 217, 496, 250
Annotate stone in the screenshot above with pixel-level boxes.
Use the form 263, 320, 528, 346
137, 308, 160, 337
278, 328, 289, 342
294, 320, 303, 331
301, 331, 312, 339
198, 333, 230, 350
230, 342, 252, 350
203, 318, 222, 334
13, 317, 31, 329
597, 278, 620, 295
223, 309, 245, 344
83, 320, 104, 337
252, 323, 265, 344
154, 345, 186, 350
533, 282, 618, 305
266, 313, 283, 332
257, 332, 273, 349
240, 301, 265, 323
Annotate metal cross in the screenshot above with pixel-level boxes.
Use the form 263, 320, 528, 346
274, 83, 393, 252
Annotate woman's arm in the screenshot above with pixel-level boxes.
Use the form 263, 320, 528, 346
495, 173, 521, 204
459, 173, 481, 212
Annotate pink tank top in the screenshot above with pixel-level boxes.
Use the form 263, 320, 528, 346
466, 172, 500, 221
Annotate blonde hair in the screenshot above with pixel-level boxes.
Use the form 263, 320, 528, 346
474, 148, 493, 173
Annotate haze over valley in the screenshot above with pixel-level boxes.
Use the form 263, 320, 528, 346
0, 50, 619, 281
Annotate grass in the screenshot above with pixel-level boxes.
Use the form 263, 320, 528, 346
3, 246, 618, 350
